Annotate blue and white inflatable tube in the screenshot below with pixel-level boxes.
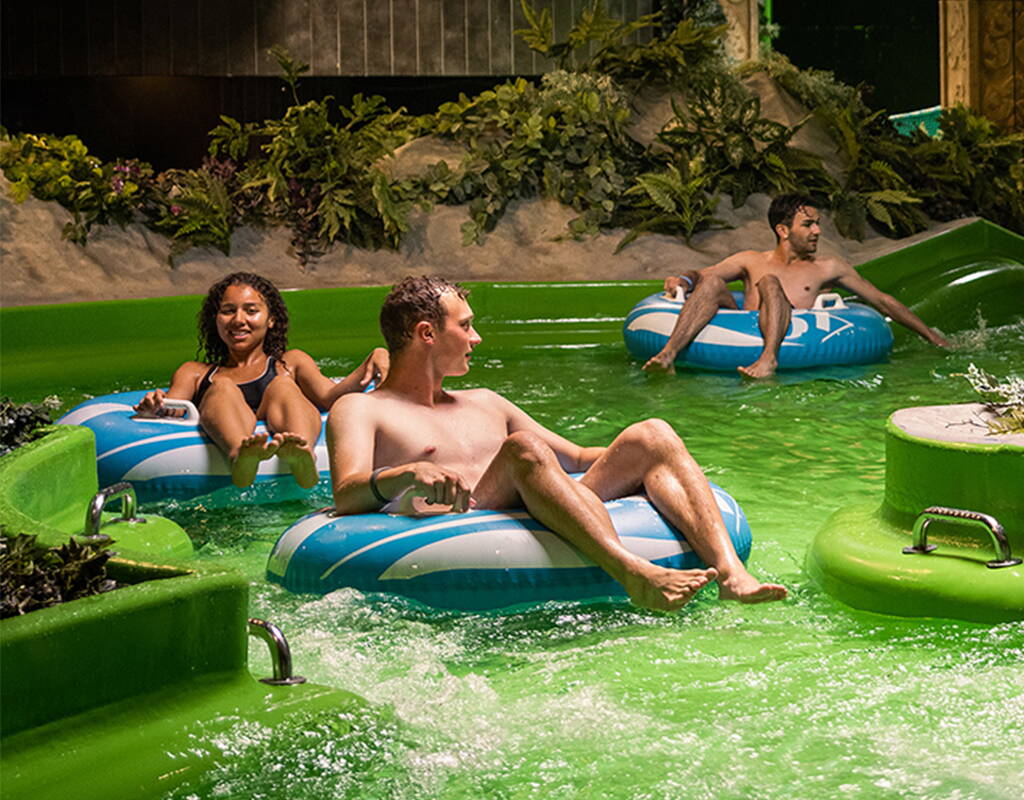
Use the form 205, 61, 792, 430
266, 483, 752, 610
624, 291, 893, 371
57, 390, 330, 502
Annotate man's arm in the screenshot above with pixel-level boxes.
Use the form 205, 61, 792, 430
327, 394, 471, 514
834, 266, 950, 347
496, 392, 606, 472
662, 253, 751, 296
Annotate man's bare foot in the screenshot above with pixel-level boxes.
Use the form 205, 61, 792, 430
642, 351, 677, 375
717, 569, 787, 604
623, 565, 718, 611
737, 357, 777, 379
231, 433, 279, 487
274, 432, 320, 489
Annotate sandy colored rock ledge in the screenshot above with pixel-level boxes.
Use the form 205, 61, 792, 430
0, 173, 977, 307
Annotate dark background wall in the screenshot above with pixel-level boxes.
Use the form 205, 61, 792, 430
1, 0, 655, 169
2, 1, 941, 170
772, 0, 940, 113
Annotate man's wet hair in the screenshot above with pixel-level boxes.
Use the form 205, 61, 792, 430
380, 276, 469, 352
198, 272, 289, 364
768, 194, 817, 241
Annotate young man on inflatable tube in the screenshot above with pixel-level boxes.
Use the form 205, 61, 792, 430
327, 276, 787, 611
642, 194, 951, 378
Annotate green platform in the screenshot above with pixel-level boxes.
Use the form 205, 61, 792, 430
0, 427, 370, 800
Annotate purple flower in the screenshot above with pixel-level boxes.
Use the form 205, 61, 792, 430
170, 204, 183, 216
111, 177, 124, 194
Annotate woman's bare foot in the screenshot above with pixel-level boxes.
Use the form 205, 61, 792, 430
737, 356, 777, 379
274, 432, 319, 489
231, 433, 279, 487
623, 565, 718, 611
717, 568, 787, 604
642, 351, 677, 375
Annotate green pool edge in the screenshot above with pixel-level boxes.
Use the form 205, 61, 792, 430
0, 426, 372, 800
2, 218, 1022, 400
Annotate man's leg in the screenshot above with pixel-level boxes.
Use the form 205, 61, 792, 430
642, 275, 738, 374
259, 377, 322, 489
581, 419, 787, 603
737, 275, 791, 379
473, 431, 717, 611
198, 378, 271, 487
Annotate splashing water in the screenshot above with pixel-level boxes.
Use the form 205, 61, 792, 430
111, 319, 1024, 800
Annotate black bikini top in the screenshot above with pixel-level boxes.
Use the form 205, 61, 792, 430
192, 357, 278, 412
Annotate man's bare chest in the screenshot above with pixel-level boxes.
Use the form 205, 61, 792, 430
374, 401, 508, 467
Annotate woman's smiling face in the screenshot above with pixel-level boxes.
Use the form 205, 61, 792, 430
215, 283, 274, 352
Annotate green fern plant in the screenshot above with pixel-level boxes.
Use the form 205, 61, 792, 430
614, 158, 724, 250
517, 0, 726, 88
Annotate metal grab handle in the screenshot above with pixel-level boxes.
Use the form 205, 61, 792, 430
248, 618, 306, 685
84, 481, 144, 537
903, 506, 1022, 569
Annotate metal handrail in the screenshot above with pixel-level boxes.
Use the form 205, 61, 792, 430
248, 618, 306, 685
903, 506, 1022, 569
84, 481, 144, 537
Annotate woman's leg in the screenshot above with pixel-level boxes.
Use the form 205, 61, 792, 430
197, 377, 271, 487
258, 376, 322, 488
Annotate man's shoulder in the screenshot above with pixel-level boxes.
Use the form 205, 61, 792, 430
455, 386, 513, 407
328, 388, 378, 416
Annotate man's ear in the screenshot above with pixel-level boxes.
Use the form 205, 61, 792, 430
414, 319, 435, 343
775, 223, 790, 241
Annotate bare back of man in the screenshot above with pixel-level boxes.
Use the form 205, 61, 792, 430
329, 277, 788, 612
642, 197, 949, 378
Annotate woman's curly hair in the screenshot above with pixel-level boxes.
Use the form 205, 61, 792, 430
197, 272, 289, 364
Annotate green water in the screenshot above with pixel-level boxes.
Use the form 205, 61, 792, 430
114, 320, 1024, 800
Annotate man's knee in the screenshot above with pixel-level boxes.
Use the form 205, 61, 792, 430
620, 418, 686, 458
693, 273, 728, 296
498, 431, 558, 471
755, 274, 785, 297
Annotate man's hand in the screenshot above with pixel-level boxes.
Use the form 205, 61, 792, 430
930, 331, 952, 349
133, 389, 166, 417
663, 271, 700, 299
404, 462, 472, 513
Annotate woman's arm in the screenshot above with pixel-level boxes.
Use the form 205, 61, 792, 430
133, 362, 205, 417
286, 348, 390, 411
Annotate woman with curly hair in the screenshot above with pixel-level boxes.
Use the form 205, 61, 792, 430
134, 272, 389, 489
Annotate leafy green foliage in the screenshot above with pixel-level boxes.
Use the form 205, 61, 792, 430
658, 76, 833, 208
906, 106, 1024, 232
517, 0, 726, 88
0, 398, 54, 457
427, 72, 645, 244
1, 532, 117, 619
2, 12, 1022, 266
0, 133, 156, 244
614, 158, 724, 250
209, 92, 418, 263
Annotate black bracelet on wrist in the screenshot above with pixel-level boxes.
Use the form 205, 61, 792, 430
369, 466, 391, 506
